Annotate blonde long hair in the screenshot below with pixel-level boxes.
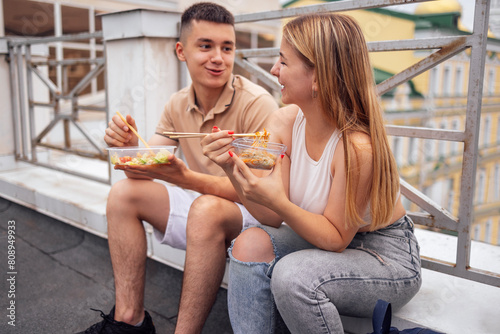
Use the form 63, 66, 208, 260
283, 13, 400, 230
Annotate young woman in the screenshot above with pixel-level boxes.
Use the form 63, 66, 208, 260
202, 13, 421, 334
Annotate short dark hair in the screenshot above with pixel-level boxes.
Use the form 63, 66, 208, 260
180, 2, 234, 41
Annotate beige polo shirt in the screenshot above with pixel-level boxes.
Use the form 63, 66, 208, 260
156, 74, 278, 176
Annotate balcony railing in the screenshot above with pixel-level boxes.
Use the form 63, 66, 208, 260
6, 31, 109, 184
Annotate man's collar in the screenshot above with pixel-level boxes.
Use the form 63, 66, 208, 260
186, 74, 236, 115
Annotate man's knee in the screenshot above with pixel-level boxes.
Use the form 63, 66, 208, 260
232, 227, 274, 263
108, 178, 137, 205
106, 179, 151, 225
188, 196, 239, 230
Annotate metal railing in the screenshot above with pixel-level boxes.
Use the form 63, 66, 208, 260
7, 31, 109, 184
234, 0, 499, 287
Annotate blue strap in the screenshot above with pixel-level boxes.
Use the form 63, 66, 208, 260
371, 299, 399, 334
370, 300, 445, 334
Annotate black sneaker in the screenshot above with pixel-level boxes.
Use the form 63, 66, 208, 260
76, 307, 156, 334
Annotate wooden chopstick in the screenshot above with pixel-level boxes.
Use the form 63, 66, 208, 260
163, 132, 257, 139
166, 134, 208, 139
116, 111, 154, 154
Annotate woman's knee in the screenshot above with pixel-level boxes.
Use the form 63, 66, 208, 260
231, 227, 275, 263
271, 253, 310, 301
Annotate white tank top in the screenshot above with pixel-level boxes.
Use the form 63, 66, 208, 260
289, 110, 342, 214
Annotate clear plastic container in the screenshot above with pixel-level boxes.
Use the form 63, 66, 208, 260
106, 146, 176, 166
232, 138, 286, 170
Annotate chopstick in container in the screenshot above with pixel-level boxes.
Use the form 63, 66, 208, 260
115, 111, 154, 154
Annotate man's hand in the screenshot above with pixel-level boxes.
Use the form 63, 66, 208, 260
104, 114, 139, 147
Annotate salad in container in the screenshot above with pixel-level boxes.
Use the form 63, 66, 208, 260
232, 138, 286, 170
107, 146, 176, 166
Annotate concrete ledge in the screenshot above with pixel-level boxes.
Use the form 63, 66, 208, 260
0, 161, 109, 237
343, 267, 500, 333
101, 9, 181, 41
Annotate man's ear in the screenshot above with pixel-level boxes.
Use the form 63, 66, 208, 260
176, 41, 186, 62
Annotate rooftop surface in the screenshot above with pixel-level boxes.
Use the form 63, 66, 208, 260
0, 197, 232, 334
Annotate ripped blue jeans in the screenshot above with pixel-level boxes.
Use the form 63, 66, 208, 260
227, 215, 421, 334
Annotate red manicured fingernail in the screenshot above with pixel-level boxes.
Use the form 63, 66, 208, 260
228, 151, 233, 157
228, 130, 234, 135
281, 154, 284, 159
213, 126, 218, 129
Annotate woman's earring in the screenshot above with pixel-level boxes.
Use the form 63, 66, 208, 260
312, 90, 318, 98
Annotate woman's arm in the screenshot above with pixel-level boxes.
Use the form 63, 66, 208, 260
201, 107, 297, 226
230, 131, 373, 252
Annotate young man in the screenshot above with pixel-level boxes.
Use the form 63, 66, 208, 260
78, 3, 278, 333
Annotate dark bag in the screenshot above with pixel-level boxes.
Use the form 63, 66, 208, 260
368, 299, 445, 334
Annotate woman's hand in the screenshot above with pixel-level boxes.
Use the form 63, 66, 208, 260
104, 114, 139, 147
201, 127, 236, 173
229, 150, 287, 210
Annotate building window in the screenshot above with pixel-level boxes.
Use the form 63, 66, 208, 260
487, 68, 496, 96
482, 116, 491, 148
451, 119, 460, 155
447, 178, 454, 213
454, 65, 464, 96
438, 121, 447, 158
429, 66, 440, 97
476, 168, 486, 204
425, 121, 435, 161
431, 180, 445, 206
474, 224, 481, 241
393, 137, 403, 165
485, 220, 492, 244
497, 221, 500, 246
408, 137, 418, 165
497, 117, 500, 144
443, 65, 452, 96
424, 139, 434, 161
494, 164, 500, 200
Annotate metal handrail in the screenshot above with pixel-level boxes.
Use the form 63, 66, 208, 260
7, 31, 109, 184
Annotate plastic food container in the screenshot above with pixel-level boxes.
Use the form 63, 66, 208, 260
106, 146, 176, 166
232, 138, 286, 170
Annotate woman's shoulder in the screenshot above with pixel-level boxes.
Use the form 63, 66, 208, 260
334, 131, 373, 166
271, 104, 299, 120
347, 131, 373, 168
268, 105, 299, 148
349, 130, 371, 144
268, 105, 299, 132
345, 130, 372, 153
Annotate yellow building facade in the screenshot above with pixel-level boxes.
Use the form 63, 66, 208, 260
284, 0, 500, 245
